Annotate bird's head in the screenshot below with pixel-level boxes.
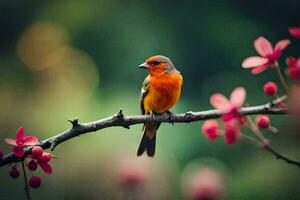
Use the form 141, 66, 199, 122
138, 55, 178, 75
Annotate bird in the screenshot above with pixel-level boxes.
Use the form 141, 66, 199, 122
137, 55, 183, 157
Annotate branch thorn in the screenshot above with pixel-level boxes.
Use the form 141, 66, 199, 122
114, 109, 124, 119
68, 118, 79, 127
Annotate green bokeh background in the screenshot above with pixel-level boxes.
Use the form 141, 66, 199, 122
0, 0, 299, 199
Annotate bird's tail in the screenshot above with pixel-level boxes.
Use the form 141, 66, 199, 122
137, 122, 160, 157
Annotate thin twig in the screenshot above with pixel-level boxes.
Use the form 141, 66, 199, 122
245, 109, 300, 169
245, 116, 268, 144
269, 95, 287, 107
274, 64, 289, 94
21, 161, 31, 200
0, 102, 287, 167
239, 134, 260, 147
263, 145, 300, 168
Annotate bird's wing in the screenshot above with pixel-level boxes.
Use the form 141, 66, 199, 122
179, 74, 183, 97
140, 75, 150, 115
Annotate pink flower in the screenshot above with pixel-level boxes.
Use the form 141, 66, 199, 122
28, 150, 53, 174
288, 27, 300, 40
4, 127, 39, 158
210, 87, 246, 124
286, 57, 300, 80
242, 37, 290, 74
201, 120, 219, 141
28, 151, 53, 174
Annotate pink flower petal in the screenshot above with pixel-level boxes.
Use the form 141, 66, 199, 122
274, 39, 290, 51
210, 93, 231, 113
38, 162, 53, 174
251, 64, 270, 74
242, 56, 268, 68
254, 36, 273, 57
4, 138, 17, 146
288, 27, 300, 40
24, 136, 39, 146
13, 146, 25, 157
16, 127, 25, 142
230, 87, 246, 107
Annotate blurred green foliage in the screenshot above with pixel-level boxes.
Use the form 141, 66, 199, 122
0, 0, 299, 199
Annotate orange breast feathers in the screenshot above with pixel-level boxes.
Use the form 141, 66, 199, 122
143, 73, 183, 114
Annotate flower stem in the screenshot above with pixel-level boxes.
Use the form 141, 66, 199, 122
21, 161, 31, 200
239, 133, 260, 146
245, 116, 268, 145
274, 64, 289, 95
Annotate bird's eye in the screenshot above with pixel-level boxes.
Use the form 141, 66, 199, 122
152, 61, 160, 65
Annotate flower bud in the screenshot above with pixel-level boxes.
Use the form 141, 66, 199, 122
256, 115, 270, 129
263, 82, 277, 96
201, 120, 219, 141
224, 125, 239, 144
31, 146, 43, 158
9, 167, 20, 179
29, 175, 41, 188
38, 152, 51, 163
28, 160, 38, 171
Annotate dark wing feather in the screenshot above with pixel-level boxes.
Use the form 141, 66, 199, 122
140, 75, 150, 115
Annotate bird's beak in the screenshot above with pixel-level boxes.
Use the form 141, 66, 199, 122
138, 62, 148, 69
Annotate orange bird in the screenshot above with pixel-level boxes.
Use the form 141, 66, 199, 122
137, 55, 183, 157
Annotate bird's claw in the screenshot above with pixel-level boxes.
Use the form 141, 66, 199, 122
149, 112, 157, 122
167, 110, 175, 125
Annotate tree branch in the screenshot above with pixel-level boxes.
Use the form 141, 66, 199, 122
0, 103, 287, 167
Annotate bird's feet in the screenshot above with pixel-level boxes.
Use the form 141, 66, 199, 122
166, 110, 175, 125
149, 111, 157, 122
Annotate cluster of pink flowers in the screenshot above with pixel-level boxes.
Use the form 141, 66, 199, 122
201, 88, 274, 145
202, 87, 246, 144
2, 127, 54, 189
201, 25, 300, 144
